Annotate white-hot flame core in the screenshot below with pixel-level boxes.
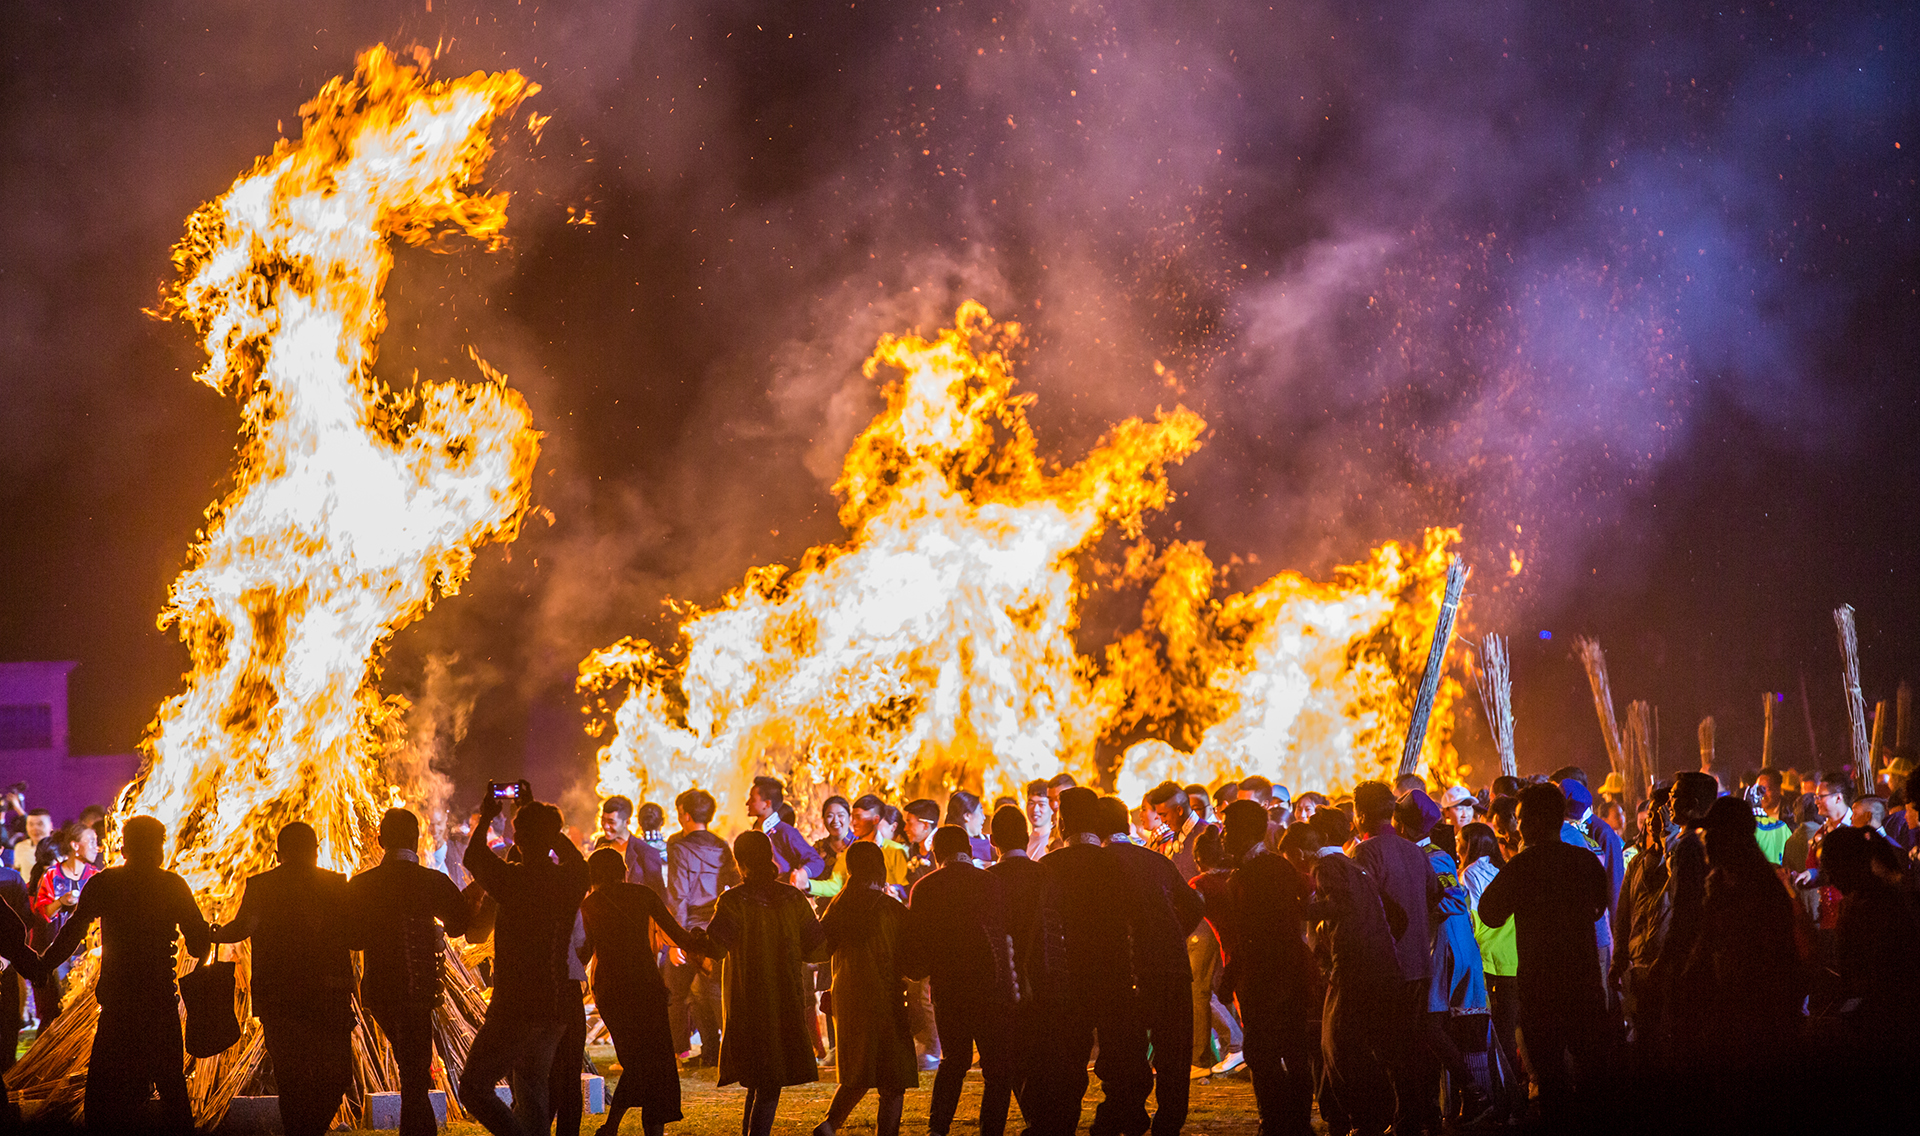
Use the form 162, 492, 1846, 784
122, 46, 539, 912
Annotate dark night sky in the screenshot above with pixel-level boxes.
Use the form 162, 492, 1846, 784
2, 0, 1914, 800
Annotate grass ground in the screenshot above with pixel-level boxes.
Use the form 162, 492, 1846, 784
335, 1045, 1276, 1136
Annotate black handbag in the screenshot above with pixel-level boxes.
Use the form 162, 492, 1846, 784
179, 948, 242, 1058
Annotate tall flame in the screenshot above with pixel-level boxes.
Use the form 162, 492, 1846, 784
585, 303, 1467, 817
582, 303, 1206, 811
1102, 529, 1465, 802
123, 45, 540, 910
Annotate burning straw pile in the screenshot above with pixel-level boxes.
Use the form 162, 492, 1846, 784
6, 46, 540, 1126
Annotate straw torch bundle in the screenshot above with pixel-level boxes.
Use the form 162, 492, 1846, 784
1575, 637, 1627, 788
1835, 604, 1871, 794
1473, 634, 1517, 778
1398, 556, 1469, 778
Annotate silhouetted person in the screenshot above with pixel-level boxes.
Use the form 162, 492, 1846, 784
1022, 787, 1133, 1136
0, 855, 31, 1109
579, 846, 704, 1136
984, 804, 1044, 1125
1094, 795, 1204, 1136
1674, 797, 1803, 1131
1611, 780, 1673, 1067
0, 857, 39, 1126
458, 795, 589, 1136
1649, 770, 1715, 1047
1291, 807, 1401, 1136
548, 911, 591, 1136
814, 842, 917, 1136
41, 814, 211, 1135
346, 807, 471, 1136
1351, 780, 1442, 1136
1221, 800, 1316, 1136
1824, 825, 1920, 1104
209, 822, 353, 1136
698, 828, 828, 1136
1478, 783, 1617, 1132
903, 826, 1017, 1136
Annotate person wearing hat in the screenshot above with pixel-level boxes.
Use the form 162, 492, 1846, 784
1557, 778, 1625, 912
1438, 786, 1478, 836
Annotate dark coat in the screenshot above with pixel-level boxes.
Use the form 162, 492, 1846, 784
1354, 829, 1441, 983
213, 863, 355, 1022
1029, 838, 1132, 1009
1223, 849, 1314, 1018
1306, 851, 1402, 988
821, 885, 918, 1092
1108, 838, 1206, 980
702, 878, 828, 1089
346, 852, 471, 1011
902, 861, 1015, 1005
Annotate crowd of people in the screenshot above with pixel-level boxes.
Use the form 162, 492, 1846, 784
0, 756, 1915, 1136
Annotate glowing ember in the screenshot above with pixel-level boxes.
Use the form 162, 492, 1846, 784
120, 44, 540, 911
584, 303, 1467, 814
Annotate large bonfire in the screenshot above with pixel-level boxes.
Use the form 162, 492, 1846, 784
582, 305, 1467, 820
7, 46, 540, 1125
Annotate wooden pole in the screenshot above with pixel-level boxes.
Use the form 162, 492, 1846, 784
1761, 692, 1776, 769
1698, 716, 1716, 777
1398, 556, 1469, 779
1472, 634, 1517, 779
1575, 637, 1627, 785
1835, 604, 1871, 796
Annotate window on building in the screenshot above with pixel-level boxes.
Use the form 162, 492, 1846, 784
0, 704, 54, 750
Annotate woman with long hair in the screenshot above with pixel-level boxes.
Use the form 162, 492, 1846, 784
698, 829, 828, 1136
812, 841, 917, 1136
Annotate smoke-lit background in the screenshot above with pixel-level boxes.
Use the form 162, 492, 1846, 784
3, 0, 1914, 807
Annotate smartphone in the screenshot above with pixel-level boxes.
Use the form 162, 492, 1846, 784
489, 781, 522, 801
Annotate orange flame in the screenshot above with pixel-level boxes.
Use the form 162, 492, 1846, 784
582, 303, 1205, 812
1102, 528, 1466, 801
585, 303, 1468, 818
123, 45, 540, 912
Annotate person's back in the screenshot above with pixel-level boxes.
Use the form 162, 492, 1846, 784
230, 861, 354, 1016
1033, 837, 1132, 1004
348, 849, 470, 1010
1308, 850, 1401, 986
1478, 835, 1608, 1003
1351, 825, 1437, 983
1106, 837, 1206, 981
66, 860, 208, 1009
468, 834, 589, 1021
457, 796, 590, 1136
906, 856, 1009, 999
40, 815, 209, 1135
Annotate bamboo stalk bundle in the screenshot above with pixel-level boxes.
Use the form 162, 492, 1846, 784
1698, 716, 1716, 776
1835, 604, 1871, 793
1398, 555, 1469, 778
1575, 637, 1626, 784
1625, 701, 1653, 796
1472, 634, 1517, 778
1761, 693, 1775, 769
